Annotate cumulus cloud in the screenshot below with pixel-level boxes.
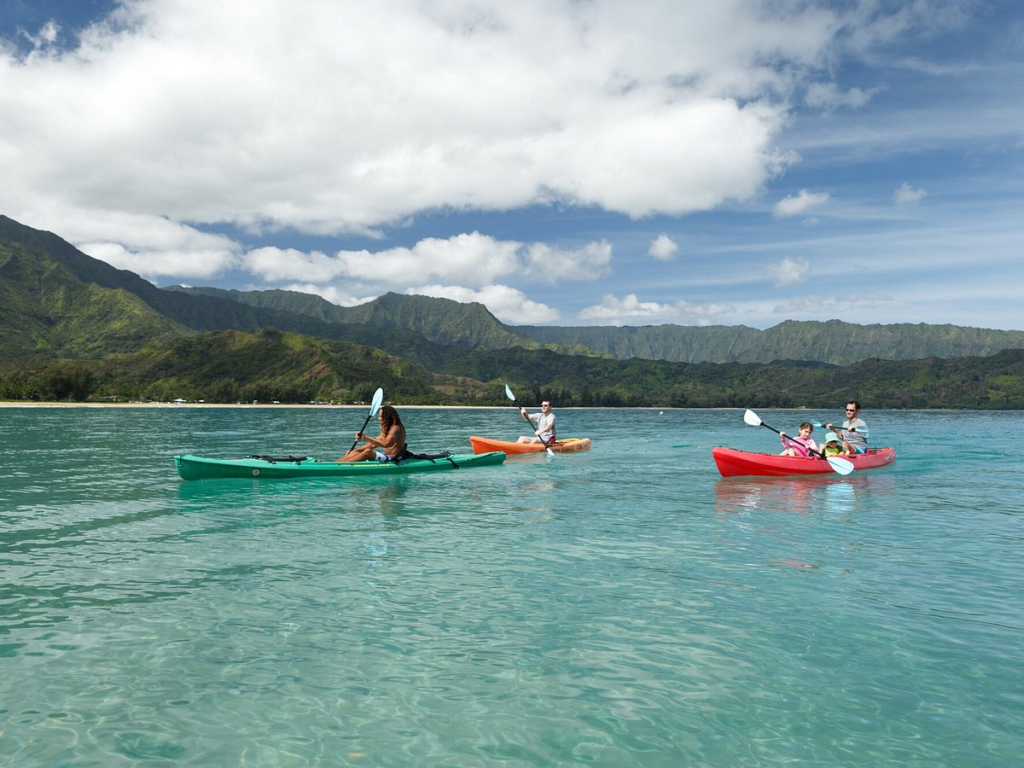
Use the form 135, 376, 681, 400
648, 234, 679, 261
0, 1, 977, 330
773, 190, 831, 218
72, 212, 241, 279
406, 285, 559, 324
767, 257, 811, 287
894, 182, 927, 204
577, 294, 734, 326
522, 241, 612, 283
79, 242, 238, 281
239, 232, 609, 289
0, 0, 889, 251
281, 284, 376, 308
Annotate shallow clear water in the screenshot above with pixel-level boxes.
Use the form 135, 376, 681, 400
1, 406, 1022, 765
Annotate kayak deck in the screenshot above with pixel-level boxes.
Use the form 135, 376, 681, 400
713, 446, 896, 478
469, 436, 592, 455
175, 451, 505, 481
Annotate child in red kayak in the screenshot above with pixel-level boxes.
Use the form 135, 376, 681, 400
821, 432, 850, 457
779, 422, 818, 458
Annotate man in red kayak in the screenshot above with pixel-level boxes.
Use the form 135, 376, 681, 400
827, 401, 868, 455
517, 400, 556, 445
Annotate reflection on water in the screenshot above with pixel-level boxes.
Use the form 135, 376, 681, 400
714, 474, 897, 518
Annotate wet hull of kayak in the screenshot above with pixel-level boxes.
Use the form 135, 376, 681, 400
469, 436, 592, 455
713, 446, 896, 478
175, 452, 505, 481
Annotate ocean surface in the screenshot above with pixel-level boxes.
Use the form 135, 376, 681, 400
1, 406, 1021, 766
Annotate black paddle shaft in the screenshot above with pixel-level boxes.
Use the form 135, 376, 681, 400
349, 411, 376, 452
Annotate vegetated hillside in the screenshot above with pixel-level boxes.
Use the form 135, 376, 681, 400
518, 318, 1024, 365
168, 286, 600, 356
410, 346, 1024, 409
0, 233, 192, 364
5, 329, 1020, 410
171, 284, 1024, 366
0, 215, 517, 372
0, 327, 493, 405
0, 214, 558, 383
3, 213, 1022, 410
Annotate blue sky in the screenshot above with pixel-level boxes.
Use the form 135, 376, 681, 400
1, 1, 1021, 329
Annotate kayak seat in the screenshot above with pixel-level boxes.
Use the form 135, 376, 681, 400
394, 448, 459, 469
247, 455, 308, 464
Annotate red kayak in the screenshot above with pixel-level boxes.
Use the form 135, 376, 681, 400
713, 446, 896, 478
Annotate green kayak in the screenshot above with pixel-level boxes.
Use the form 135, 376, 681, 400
174, 451, 505, 481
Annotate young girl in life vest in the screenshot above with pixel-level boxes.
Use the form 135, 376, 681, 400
779, 422, 818, 458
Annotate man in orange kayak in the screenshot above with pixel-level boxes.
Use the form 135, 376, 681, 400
516, 400, 556, 445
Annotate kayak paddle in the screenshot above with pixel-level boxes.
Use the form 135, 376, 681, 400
812, 420, 870, 440
505, 383, 554, 456
743, 409, 854, 475
350, 387, 385, 452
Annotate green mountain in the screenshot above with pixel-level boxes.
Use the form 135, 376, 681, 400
89, 327, 486, 405
167, 285, 600, 355
518, 319, 1024, 365
171, 281, 1024, 366
0, 215, 513, 373
0, 219, 190, 364
2, 213, 1023, 409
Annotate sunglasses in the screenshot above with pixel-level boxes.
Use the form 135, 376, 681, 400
845, 409, 857, 413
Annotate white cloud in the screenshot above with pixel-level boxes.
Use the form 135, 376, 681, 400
773, 190, 831, 218
281, 284, 376, 308
648, 234, 679, 261
767, 257, 811, 287
19, 20, 61, 51
804, 82, 882, 111
240, 232, 608, 289
242, 248, 344, 284
894, 182, 927, 204
773, 295, 894, 316
79, 242, 238, 281
522, 241, 612, 282
70, 211, 241, 279
0, 0, 885, 249
407, 285, 559, 324
577, 293, 734, 326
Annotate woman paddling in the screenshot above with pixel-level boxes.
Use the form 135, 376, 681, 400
337, 405, 408, 462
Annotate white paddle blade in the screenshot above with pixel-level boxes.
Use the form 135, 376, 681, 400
369, 387, 385, 416
504, 383, 516, 402
743, 409, 762, 427
827, 456, 854, 475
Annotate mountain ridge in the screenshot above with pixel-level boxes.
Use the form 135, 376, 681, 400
2, 213, 1023, 409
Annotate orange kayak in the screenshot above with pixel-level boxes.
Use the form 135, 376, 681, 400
469, 436, 592, 455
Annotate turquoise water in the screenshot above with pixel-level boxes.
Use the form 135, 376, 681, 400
1, 406, 1022, 765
